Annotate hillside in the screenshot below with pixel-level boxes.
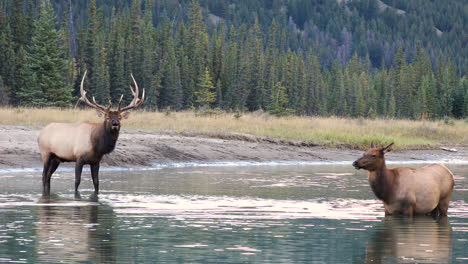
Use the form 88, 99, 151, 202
43, 0, 466, 72
0, 0, 466, 119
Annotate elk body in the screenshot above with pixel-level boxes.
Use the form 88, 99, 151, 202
38, 71, 144, 195
353, 143, 454, 216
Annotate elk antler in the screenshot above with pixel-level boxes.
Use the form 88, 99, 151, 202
78, 70, 108, 113
119, 74, 145, 112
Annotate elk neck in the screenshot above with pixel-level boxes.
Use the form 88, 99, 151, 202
367, 160, 397, 203
91, 121, 120, 157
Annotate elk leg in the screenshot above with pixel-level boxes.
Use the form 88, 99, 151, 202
90, 163, 100, 194
42, 155, 52, 195
399, 199, 415, 217
44, 158, 60, 195
75, 160, 85, 193
437, 194, 452, 216
402, 204, 415, 217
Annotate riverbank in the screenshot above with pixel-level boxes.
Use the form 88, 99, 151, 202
1, 108, 468, 149
1, 125, 466, 170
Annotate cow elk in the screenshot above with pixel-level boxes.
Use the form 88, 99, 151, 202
38, 71, 144, 195
353, 143, 454, 216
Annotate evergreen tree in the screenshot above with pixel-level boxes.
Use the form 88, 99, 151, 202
462, 78, 468, 117
10, 0, 28, 51
0, 14, 16, 104
19, 0, 71, 107
159, 23, 183, 110
195, 68, 215, 108
0, 76, 10, 105
269, 82, 293, 116
140, 2, 159, 109
108, 14, 127, 105
187, 0, 209, 107
215, 78, 223, 108
85, 0, 100, 99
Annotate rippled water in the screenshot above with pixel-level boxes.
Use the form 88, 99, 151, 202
0, 163, 467, 263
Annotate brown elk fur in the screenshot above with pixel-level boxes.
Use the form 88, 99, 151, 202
38, 71, 144, 195
353, 143, 454, 216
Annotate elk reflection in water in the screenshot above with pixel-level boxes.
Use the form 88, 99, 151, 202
365, 216, 452, 264
35, 195, 116, 263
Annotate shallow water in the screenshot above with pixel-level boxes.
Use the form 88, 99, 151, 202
0, 163, 467, 263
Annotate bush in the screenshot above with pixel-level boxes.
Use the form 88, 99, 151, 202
443, 116, 455, 126
195, 107, 225, 117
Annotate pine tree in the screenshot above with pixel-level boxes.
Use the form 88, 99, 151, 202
195, 68, 216, 108
10, 0, 28, 51
414, 75, 430, 119
0, 76, 10, 105
108, 14, 127, 105
462, 78, 468, 117
188, 0, 209, 107
85, 0, 100, 99
328, 60, 343, 115
222, 25, 239, 110
304, 50, 323, 115
140, 3, 158, 109
0, 13, 15, 104
19, 0, 71, 107
245, 17, 264, 111
263, 19, 279, 109
269, 82, 293, 116
159, 23, 183, 110
215, 78, 223, 107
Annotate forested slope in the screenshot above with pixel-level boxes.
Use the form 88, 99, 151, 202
0, 0, 466, 119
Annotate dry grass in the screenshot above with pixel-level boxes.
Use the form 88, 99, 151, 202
1, 107, 467, 149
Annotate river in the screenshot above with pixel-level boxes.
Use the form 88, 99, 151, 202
0, 162, 467, 263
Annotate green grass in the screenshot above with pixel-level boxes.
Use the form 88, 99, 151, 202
1, 107, 467, 149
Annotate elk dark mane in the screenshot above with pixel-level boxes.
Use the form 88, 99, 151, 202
369, 168, 398, 203
92, 122, 120, 157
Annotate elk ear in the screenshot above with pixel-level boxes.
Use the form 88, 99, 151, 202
121, 112, 130, 120
370, 142, 376, 148
382, 142, 394, 153
96, 110, 104, 117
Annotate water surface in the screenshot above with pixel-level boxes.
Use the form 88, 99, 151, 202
0, 163, 467, 263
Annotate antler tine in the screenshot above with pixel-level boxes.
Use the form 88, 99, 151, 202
78, 70, 107, 113
120, 74, 145, 112
92, 96, 108, 111
117, 94, 124, 111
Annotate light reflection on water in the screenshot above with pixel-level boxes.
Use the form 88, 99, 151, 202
0, 163, 466, 263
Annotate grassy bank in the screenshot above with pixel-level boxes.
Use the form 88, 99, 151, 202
1, 107, 467, 149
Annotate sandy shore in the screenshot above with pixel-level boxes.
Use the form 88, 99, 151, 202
0, 125, 466, 170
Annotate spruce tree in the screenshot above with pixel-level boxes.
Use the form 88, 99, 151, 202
159, 23, 183, 110
269, 82, 293, 116
0, 76, 10, 105
195, 68, 215, 108
462, 78, 468, 117
109, 27, 127, 105
188, 0, 209, 107
19, 0, 71, 107
0, 17, 15, 104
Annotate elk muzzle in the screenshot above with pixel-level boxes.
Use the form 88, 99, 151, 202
111, 119, 120, 131
352, 160, 361, 170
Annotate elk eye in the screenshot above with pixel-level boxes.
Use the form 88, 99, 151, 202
371, 155, 376, 158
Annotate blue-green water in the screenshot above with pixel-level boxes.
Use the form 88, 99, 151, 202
0, 163, 467, 263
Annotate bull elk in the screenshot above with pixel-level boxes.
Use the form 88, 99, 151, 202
353, 143, 454, 216
38, 71, 144, 195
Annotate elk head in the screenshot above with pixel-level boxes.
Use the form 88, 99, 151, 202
78, 70, 145, 132
353, 142, 394, 171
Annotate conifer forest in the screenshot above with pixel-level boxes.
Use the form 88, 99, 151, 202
0, 0, 466, 119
